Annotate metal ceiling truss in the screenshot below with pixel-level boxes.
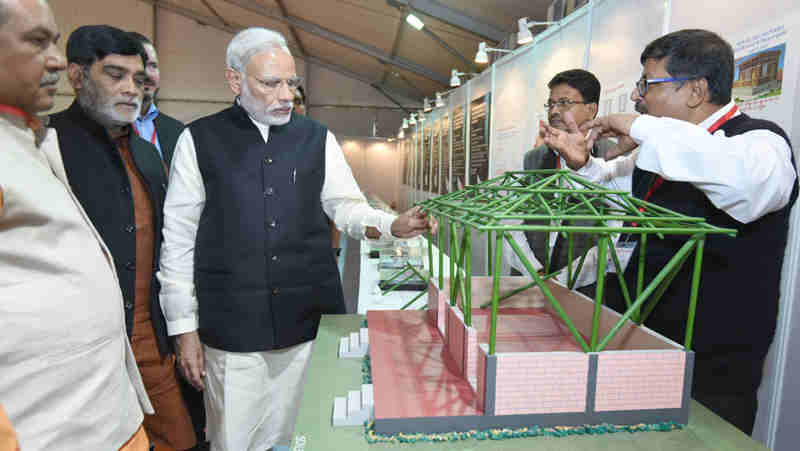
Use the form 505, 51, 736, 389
136, 0, 421, 107
388, 0, 507, 43
220, 0, 449, 86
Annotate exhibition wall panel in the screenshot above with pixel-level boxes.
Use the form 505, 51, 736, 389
669, 2, 800, 448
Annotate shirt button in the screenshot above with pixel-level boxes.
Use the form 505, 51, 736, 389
124, 301, 134, 310
124, 224, 135, 233
268, 219, 277, 229
264, 187, 274, 196
271, 255, 278, 262
264, 157, 273, 165
125, 261, 135, 271
272, 287, 280, 296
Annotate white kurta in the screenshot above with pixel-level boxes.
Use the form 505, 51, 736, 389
0, 114, 152, 451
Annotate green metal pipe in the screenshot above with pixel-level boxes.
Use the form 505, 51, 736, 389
568, 246, 590, 289
489, 232, 504, 354
487, 230, 493, 274
607, 238, 633, 316
381, 272, 416, 295
591, 236, 609, 350
438, 215, 444, 288
505, 235, 590, 352
449, 221, 457, 305
401, 290, 427, 310
596, 239, 697, 352
639, 244, 692, 324
494, 214, 707, 223
685, 237, 706, 350
427, 231, 434, 284
567, 232, 574, 286
464, 227, 472, 326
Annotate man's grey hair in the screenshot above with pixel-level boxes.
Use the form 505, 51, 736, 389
226, 27, 291, 74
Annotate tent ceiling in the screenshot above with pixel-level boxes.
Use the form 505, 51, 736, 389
143, 0, 555, 101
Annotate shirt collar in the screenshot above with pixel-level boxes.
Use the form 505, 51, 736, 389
140, 101, 159, 122
0, 104, 49, 146
698, 100, 739, 130
236, 97, 271, 137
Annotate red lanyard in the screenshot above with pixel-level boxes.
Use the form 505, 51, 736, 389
642, 105, 739, 203
0, 105, 35, 128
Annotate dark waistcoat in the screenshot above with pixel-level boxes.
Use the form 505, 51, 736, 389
49, 102, 171, 356
622, 114, 796, 374
190, 105, 344, 352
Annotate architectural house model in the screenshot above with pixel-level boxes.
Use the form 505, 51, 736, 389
343, 170, 736, 435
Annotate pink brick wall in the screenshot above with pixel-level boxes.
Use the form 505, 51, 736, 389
426, 281, 448, 336
493, 353, 589, 415
446, 305, 466, 374
476, 347, 487, 413
426, 281, 439, 330
465, 327, 478, 390
595, 351, 686, 412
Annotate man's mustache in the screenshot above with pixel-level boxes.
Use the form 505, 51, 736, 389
40, 73, 60, 86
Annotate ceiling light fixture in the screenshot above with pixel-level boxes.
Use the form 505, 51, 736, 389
475, 41, 511, 64
406, 13, 424, 30
450, 69, 478, 87
517, 17, 558, 45
450, 69, 461, 87
435, 92, 445, 108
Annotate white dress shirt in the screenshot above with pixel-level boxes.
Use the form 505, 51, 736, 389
577, 101, 796, 224
158, 114, 397, 336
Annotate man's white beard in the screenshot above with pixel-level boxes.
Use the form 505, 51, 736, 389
79, 76, 140, 127
240, 78, 292, 126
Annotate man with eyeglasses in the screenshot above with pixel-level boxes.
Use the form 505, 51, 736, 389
158, 27, 436, 451
541, 29, 796, 434
505, 69, 625, 296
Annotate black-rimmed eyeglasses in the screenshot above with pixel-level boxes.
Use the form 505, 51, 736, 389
635, 76, 695, 96
543, 99, 588, 110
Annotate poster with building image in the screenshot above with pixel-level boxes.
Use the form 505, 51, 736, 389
730, 16, 799, 135
468, 94, 491, 186
451, 106, 466, 191
432, 119, 441, 194
441, 113, 451, 194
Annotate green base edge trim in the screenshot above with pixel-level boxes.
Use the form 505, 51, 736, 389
364, 420, 684, 444
361, 354, 372, 385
